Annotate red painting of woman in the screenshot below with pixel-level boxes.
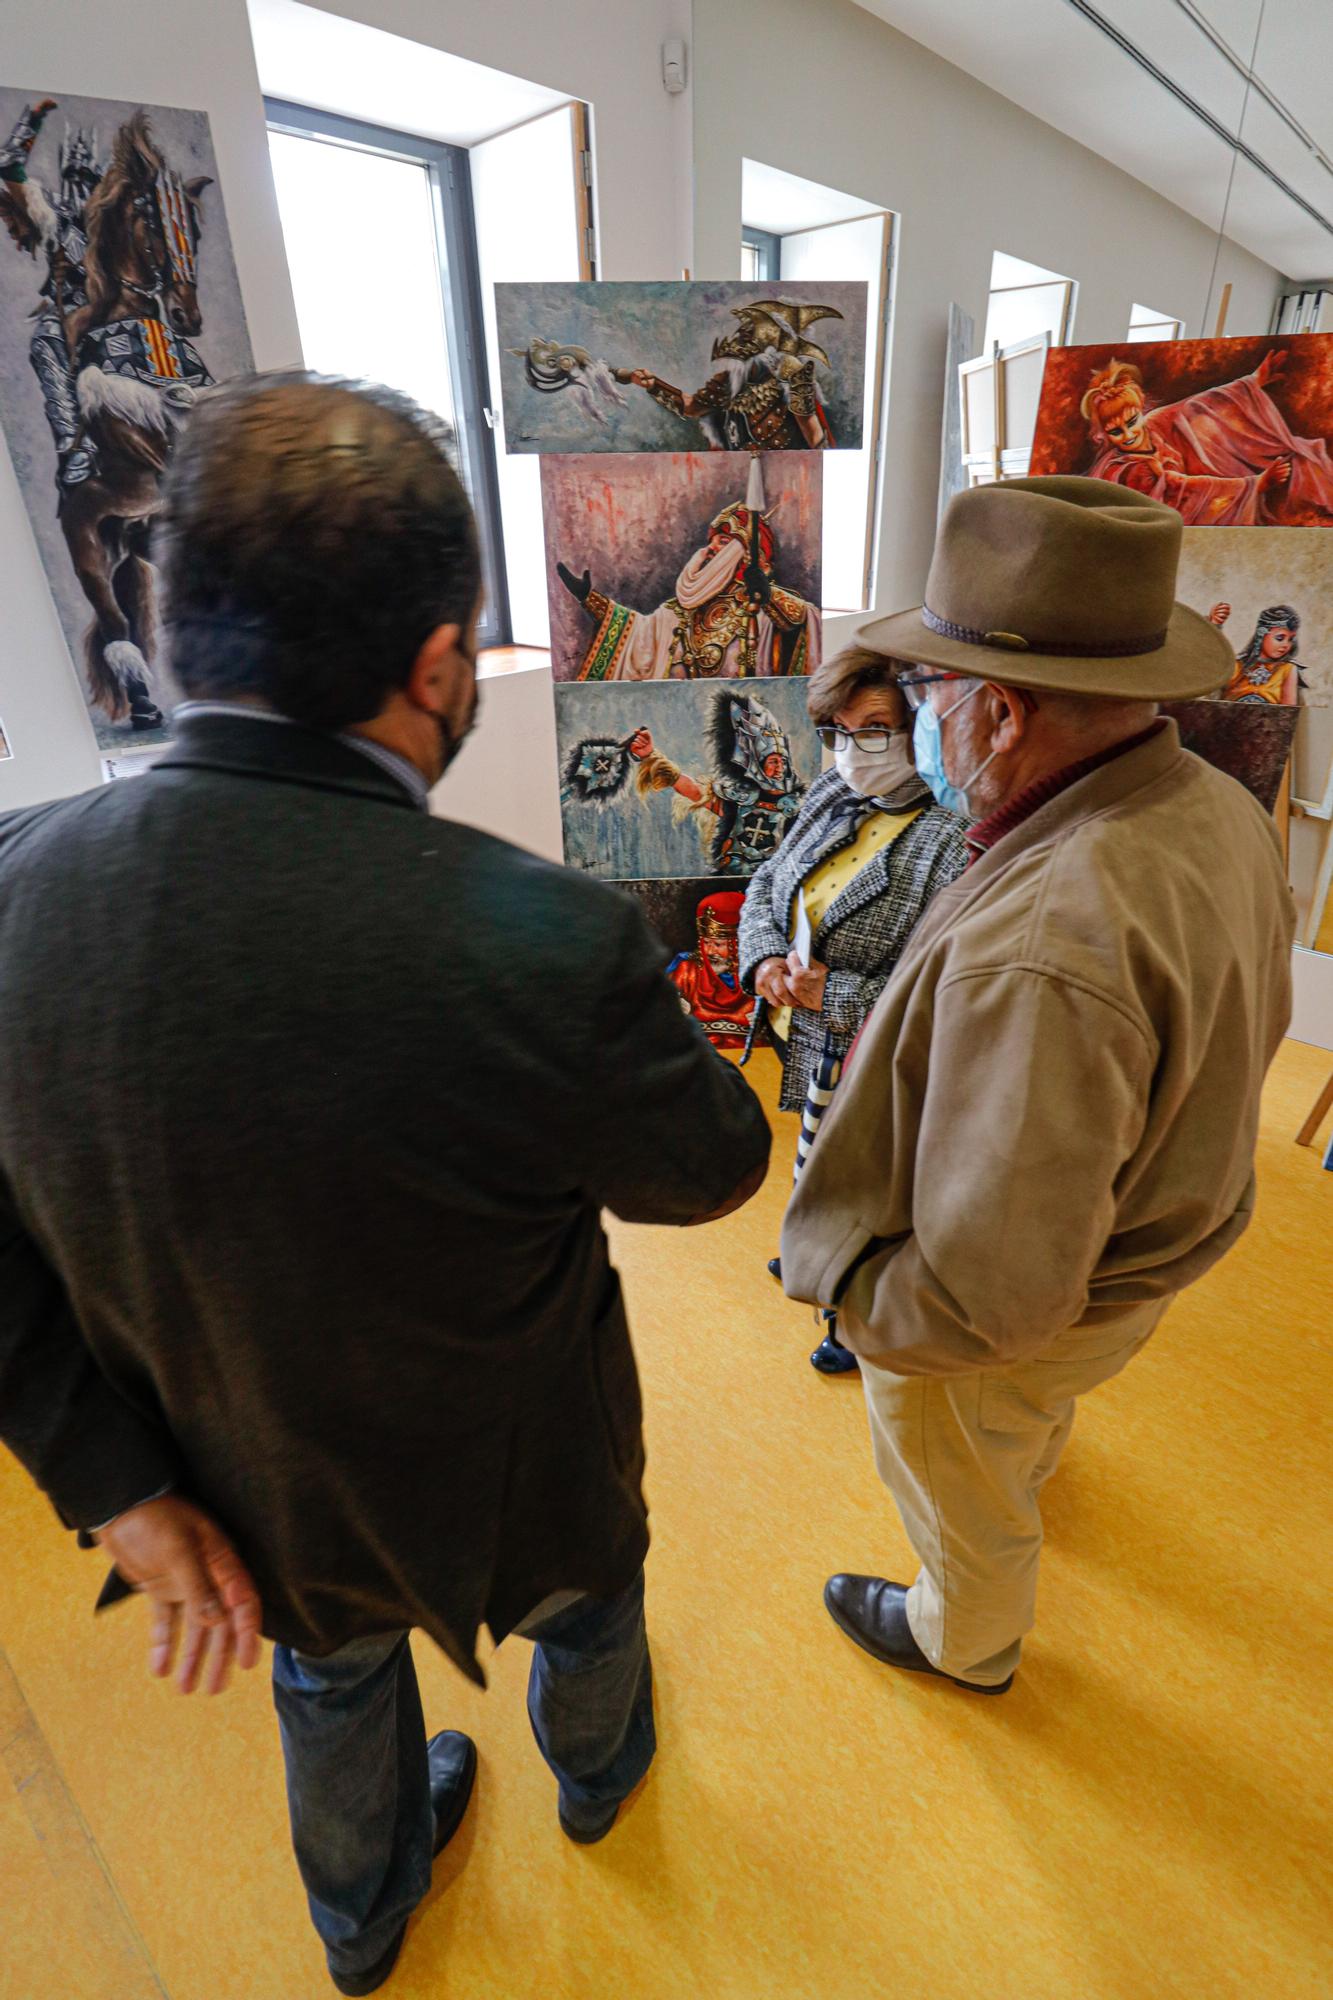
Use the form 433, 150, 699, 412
1081, 351, 1333, 526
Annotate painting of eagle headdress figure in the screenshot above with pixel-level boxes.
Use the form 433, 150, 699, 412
0, 88, 252, 748
496, 280, 869, 454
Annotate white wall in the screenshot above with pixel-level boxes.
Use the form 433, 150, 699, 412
0, 0, 689, 820
0, 0, 1290, 841
692, 0, 1283, 619
430, 660, 562, 860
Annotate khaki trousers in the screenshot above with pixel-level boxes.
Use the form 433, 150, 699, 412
859, 1299, 1169, 1686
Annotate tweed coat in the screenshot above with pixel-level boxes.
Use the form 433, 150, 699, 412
0, 714, 770, 1679
737, 768, 968, 1110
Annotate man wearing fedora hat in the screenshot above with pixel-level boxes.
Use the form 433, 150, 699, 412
780, 475, 1294, 1693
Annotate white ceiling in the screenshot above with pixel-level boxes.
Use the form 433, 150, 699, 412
852, 0, 1333, 281
247, 0, 570, 149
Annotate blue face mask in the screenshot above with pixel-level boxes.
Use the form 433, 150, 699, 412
912, 683, 997, 820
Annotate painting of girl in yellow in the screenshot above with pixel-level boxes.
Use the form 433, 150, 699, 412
1208, 601, 1306, 706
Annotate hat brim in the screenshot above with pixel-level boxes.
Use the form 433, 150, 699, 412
853, 600, 1232, 701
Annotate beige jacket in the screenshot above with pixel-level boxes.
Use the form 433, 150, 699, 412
781, 724, 1294, 1374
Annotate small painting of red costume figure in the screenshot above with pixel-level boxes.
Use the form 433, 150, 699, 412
1208, 601, 1305, 706
1030, 334, 1333, 527
666, 889, 755, 1046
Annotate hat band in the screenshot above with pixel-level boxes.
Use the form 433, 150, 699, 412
921, 604, 1168, 659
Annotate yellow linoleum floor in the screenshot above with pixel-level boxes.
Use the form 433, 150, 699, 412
1, 1042, 1331, 2000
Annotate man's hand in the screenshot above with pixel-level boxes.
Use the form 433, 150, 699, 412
1256, 347, 1288, 388
785, 951, 829, 1012
1260, 455, 1292, 493
754, 955, 796, 1008
96, 1495, 263, 1695
1208, 601, 1231, 627
556, 562, 592, 604
628, 727, 654, 761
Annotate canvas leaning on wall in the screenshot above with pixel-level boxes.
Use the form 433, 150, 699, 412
542, 451, 823, 683
497, 280, 868, 455
0, 89, 253, 751
1030, 334, 1333, 527
1174, 526, 1333, 811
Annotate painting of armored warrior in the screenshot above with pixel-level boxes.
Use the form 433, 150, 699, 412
1030, 335, 1333, 527
618, 879, 758, 1048
496, 281, 868, 454
557, 680, 818, 881
0, 91, 252, 746
543, 451, 822, 682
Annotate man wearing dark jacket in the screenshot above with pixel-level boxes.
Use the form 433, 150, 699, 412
0, 373, 770, 1995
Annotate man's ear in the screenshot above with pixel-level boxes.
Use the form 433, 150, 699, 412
406, 624, 464, 715
986, 682, 1030, 751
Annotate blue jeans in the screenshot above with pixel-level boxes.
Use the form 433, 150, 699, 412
271, 1573, 654, 1979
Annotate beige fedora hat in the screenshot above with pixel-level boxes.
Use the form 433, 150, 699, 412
859, 475, 1231, 699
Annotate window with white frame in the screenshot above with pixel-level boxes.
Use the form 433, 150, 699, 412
267, 103, 510, 645
1128, 302, 1183, 343
740, 160, 895, 614
984, 251, 1076, 351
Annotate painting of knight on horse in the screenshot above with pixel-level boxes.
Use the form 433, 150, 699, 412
0, 91, 251, 745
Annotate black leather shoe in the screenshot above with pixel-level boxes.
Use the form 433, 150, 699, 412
429, 1729, 477, 1856
810, 1327, 860, 1375
558, 1793, 620, 1845
328, 1732, 476, 1996
823, 1575, 1013, 1694
767, 1257, 783, 1282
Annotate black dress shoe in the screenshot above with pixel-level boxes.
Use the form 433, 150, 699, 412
558, 1793, 620, 1845
328, 1732, 477, 1996
823, 1575, 1013, 1694
429, 1729, 477, 1856
810, 1321, 860, 1375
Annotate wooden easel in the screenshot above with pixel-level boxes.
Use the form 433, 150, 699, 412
1296, 1070, 1333, 1149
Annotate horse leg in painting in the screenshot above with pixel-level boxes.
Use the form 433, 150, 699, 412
113, 519, 165, 727
60, 489, 160, 727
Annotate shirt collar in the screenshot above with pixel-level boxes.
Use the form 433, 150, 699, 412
965, 718, 1167, 865
172, 702, 431, 811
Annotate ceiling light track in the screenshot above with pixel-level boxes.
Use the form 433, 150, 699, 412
1166, 0, 1333, 185
1060, 0, 1333, 246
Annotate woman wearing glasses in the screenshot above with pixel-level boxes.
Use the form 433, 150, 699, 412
739, 646, 968, 1372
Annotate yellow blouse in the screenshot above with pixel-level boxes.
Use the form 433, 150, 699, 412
1223, 655, 1294, 705
769, 808, 922, 1042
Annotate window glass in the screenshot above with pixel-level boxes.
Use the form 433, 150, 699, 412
268, 130, 457, 434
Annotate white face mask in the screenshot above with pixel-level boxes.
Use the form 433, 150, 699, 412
833, 731, 916, 799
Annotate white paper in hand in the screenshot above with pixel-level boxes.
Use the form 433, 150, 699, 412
792, 887, 813, 969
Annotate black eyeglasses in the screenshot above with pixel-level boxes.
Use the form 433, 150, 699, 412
896, 673, 962, 712
815, 725, 900, 753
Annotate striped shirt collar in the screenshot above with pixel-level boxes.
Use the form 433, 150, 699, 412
172, 702, 430, 811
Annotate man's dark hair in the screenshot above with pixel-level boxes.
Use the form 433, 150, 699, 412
158, 371, 482, 729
